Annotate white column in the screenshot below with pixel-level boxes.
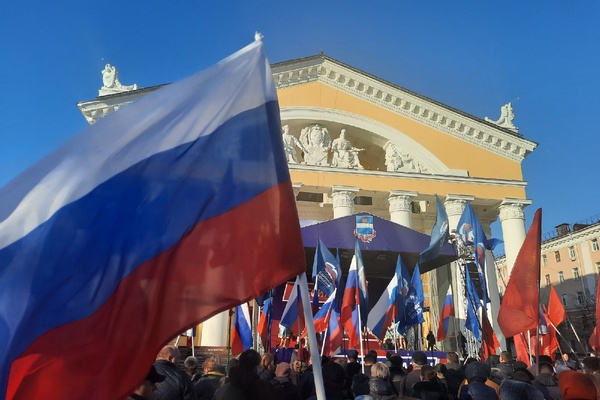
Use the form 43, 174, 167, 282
499, 198, 531, 277
200, 311, 229, 346
444, 195, 474, 331
481, 218, 506, 351
331, 186, 359, 219
388, 190, 418, 228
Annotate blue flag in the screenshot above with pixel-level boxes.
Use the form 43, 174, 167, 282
419, 196, 449, 263
396, 256, 412, 335
457, 202, 491, 313
404, 263, 425, 332
312, 239, 342, 306
465, 266, 482, 341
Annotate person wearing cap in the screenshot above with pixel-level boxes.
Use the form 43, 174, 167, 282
499, 379, 545, 400
388, 355, 407, 396
128, 366, 166, 400
346, 349, 361, 381
153, 345, 197, 400
457, 361, 498, 400
558, 369, 598, 400
404, 351, 428, 397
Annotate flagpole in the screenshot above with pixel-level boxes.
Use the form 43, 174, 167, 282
566, 317, 588, 355
357, 300, 366, 374
298, 272, 326, 400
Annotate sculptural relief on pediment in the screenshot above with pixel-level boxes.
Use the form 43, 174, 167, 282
383, 142, 428, 173
282, 122, 430, 174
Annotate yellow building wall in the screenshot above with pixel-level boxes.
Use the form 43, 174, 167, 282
278, 82, 524, 184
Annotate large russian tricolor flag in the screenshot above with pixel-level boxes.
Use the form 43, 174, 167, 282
0, 38, 305, 399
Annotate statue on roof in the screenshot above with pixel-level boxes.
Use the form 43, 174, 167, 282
99, 64, 137, 96
299, 124, 331, 166
485, 102, 518, 132
331, 129, 364, 169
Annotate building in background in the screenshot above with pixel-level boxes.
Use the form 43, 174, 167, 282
496, 217, 600, 355
77, 54, 537, 352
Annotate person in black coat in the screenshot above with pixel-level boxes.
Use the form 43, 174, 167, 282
194, 357, 225, 400
153, 345, 197, 400
368, 362, 397, 400
411, 365, 451, 400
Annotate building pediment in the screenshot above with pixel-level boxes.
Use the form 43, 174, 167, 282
272, 54, 537, 163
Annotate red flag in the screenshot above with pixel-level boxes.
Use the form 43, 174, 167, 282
513, 332, 531, 366
480, 314, 500, 361
590, 328, 597, 351
498, 209, 542, 338
547, 285, 566, 327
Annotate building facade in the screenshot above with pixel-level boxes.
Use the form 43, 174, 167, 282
496, 219, 600, 355
77, 54, 537, 351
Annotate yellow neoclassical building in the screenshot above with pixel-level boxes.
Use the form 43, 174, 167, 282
78, 53, 537, 352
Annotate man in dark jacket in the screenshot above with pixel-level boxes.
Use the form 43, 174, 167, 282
153, 345, 197, 400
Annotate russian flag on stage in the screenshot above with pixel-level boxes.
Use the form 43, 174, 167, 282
367, 255, 405, 341
437, 286, 454, 341
341, 240, 368, 349
231, 303, 253, 356
0, 38, 305, 400
280, 275, 305, 332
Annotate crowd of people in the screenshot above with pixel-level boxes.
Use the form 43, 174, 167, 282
129, 344, 600, 400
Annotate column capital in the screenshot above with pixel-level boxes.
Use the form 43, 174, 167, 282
388, 191, 418, 213
499, 198, 532, 222
443, 194, 475, 218
331, 186, 359, 208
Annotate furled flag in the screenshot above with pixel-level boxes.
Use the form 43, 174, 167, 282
312, 239, 342, 306
464, 266, 482, 341
531, 307, 559, 357
457, 202, 493, 314
395, 255, 412, 335
341, 240, 369, 349
231, 303, 253, 356
498, 209, 542, 338
404, 263, 425, 332
547, 285, 567, 327
436, 285, 455, 341
0, 38, 306, 400
321, 275, 345, 356
419, 196, 450, 264
183, 328, 195, 348
480, 313, 500, 361
257, 293, 274, 351
367, 255, 404, 341
280, 276, 305, 332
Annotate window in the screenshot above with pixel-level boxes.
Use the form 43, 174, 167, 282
569, 246, 576, 260
577, 291, 584, 305
573, 268, 580, 279
555, 251, 561, 262
592, 238, 599, 252
542, 254, 548, 266
545, 274, 551, 286
558, 271, 565, 283
562, 294, 568, 306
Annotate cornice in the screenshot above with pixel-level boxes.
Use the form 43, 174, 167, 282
288, 163, 528, 188
272, 57, 537, 163
542, 224, 600, 251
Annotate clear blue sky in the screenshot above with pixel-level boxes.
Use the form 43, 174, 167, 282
1, 2, 599, 241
